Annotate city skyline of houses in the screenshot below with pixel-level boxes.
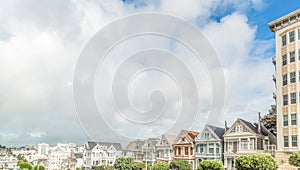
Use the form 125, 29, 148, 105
0, 115, 276, 170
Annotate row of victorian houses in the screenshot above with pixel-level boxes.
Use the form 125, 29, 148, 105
1, 116, 276, 170
123, 116, 277, 170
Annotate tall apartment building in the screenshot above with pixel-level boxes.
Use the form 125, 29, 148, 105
269, 9, 300, 169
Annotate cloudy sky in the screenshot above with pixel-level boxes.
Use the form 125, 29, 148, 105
0, 0, 299, 147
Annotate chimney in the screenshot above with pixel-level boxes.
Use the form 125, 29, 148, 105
225, 121, 228, 131
258, 112, 261, 133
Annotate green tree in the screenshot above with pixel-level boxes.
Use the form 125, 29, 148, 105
261, 105, 276, 135
34, 165, 45, 170
17, 154, 27, 162
131, 162, 145, 170
152, 162, 169, 170
18, 161, 33, 170
197, 160, 224, 170
170, 160, 192, 170
107, 166, 114, 170
114, 157, 134, 170
235, 154, 277, 170
289, 152, 300, 168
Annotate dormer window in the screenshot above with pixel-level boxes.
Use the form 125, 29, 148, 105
236, 125, 243, 133
204, 133, 209, 140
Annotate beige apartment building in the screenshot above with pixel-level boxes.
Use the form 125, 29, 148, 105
269, 9, 300, 169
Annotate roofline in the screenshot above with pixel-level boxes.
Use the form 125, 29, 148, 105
268, 9, 300, 32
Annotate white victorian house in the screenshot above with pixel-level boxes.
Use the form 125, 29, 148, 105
156, 134, 176, 163
223, 118, 277, 170
83, 141, 122, 168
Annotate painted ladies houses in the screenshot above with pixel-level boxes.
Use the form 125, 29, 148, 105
83, 141, 122, 168
156, 134, 176, 163
142, 138, 160, 166
123, 139, 145, 162
173, 130, 199, 170
195, 124, 225, 167
223, 117, 277, 170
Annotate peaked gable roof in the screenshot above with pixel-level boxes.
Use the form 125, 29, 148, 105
123, 139, 145, 151
197, 124, 225, 140
86, 141, 122, 151
225, 118, 276, 138
174, 129, 200, 144
143, 138, 160, 148
157, 134, 176, 146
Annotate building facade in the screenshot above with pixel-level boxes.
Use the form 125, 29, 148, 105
0, 156, 18, 169
195, 124, 225, 167
122, 139, 145, 162
223, 118, 276, 170
83, 141, 122, 168
156, 134, 176, 163
173, 130, 199, 170
269, 8, 300, 170
142, 138, 160, 166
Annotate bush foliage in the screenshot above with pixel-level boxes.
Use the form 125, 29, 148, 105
197, 160, 224, 170
235, 153, 277, 170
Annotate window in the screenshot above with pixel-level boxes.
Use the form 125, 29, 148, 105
292, 135, 298, 147
291, 92, 296, 104
283, 94, 288, 106
283, 115, 288, 126
282, 54, 287, 66
204, 133, 209, 140
291, 114, 297, 125
282, 34, 287, 46
290, 72, 296, 83
178, 148, 181, 155
236, 125, 243, 133
290, 51, 295, 63
284, 136, 289, 147
208, 143, 214, 154
165, 149, 169, 156
249, 138, 254, 150
216, 144, 220, 154
185, 147, 188, 155
290, 31, 295, 43
240, 138, 248, 150
283, 74, 287, 86
199, 144, 204, 154
298, 29, 300, 40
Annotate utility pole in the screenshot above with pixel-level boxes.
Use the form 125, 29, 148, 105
145, 142, 148, 170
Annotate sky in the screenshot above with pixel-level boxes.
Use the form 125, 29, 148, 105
0, 0, 299, 147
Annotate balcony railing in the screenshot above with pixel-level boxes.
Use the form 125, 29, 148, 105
272, 57, 276, 66
272, 74, 276, 82
273, 92, 276, 100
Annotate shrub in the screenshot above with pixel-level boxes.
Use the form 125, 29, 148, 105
114, 157, 134, 170
170, 160, 192, 170
289, 152, 300, 168
235, 153, 277, 170
197, 160, 223, 170
152, 162, 169, 170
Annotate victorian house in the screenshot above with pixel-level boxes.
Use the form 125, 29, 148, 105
122, 139, 145, 162
83, 141, 122, 168
142, 138, 160, 166
223, 118, 277, 170
173, 130, 200, 170
195, 124, 225, 167
156, 134, 176, 163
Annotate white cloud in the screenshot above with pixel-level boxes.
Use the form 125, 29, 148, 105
28, 129, 46, 138
0, 0, 274, 145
